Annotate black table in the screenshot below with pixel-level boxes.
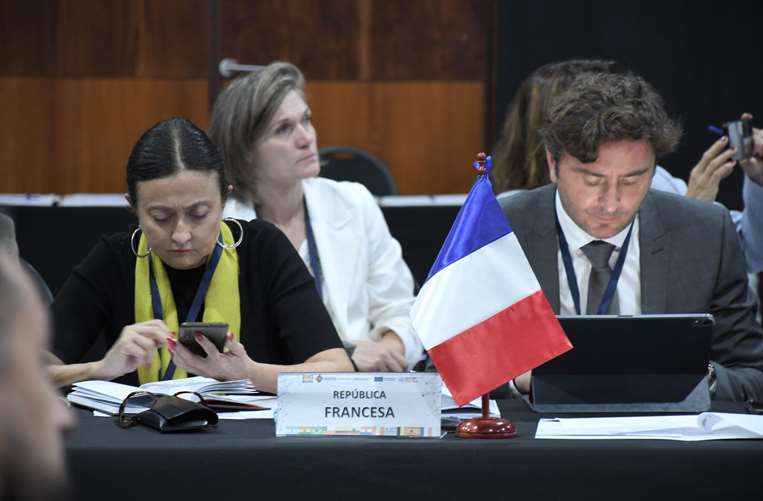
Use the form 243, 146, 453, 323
64, 399, 763, 501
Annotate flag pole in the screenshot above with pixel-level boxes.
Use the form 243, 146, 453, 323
455, 153, 517, 439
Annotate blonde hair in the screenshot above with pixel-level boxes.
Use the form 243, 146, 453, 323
208, 61, 305, 204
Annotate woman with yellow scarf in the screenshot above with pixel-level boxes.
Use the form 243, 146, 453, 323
48, 118, 353, 393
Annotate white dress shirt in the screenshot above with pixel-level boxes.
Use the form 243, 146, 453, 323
555, 191, 642, 315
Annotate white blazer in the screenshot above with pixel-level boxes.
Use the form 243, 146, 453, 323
224, 177, 423, 369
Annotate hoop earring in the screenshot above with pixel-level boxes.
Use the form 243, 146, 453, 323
217, 218, 244, 250
130, 227, 151, 258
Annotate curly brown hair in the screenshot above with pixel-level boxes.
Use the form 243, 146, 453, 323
540, 72, 682, 169
491, 60, 619, 193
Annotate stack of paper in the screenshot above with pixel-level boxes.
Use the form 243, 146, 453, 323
139, 376, 257, 395
536, 413, 763, 441
67, 380, 149, 415
67, 377, 271, 418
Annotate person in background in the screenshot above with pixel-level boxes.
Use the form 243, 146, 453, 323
0, 255, 73, 501
491, 59, 763, 273
48, 117, 352, 392
208, 62, 423, 372
0, 212, 55, 303
499, 71, 763, 401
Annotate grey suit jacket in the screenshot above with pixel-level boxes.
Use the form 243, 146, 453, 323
500, 184, 763, 401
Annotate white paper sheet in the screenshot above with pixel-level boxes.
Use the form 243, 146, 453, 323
536, 413, 763, 441
440, 387, 501, 418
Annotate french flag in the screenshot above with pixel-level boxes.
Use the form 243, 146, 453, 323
411, 161, 572, 406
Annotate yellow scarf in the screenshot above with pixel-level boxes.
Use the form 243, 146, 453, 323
134, 222, 240, 384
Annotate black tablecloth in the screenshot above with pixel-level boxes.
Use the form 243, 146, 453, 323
64, 399, 763, 501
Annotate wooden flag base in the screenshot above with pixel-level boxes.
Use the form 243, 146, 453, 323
455, 417, 517, 439
454, 394, 517, 439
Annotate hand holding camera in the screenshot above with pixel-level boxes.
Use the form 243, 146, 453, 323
724, 117, 754, 161
687, 135, 737, 202
738, 113, 763, 186
691, 113, 763, 201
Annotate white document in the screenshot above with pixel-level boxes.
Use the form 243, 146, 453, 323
68, 380, 143, 415
276, 372, 442, 437
68, 377, 264, 417
441, 387, 501, 418
139, 376, 257, 395
536, 413, 763, 441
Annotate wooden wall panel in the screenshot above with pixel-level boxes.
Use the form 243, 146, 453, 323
308, 82, 484, 194
56, 0, 209, 78
1, 0, 493, 195
370, 82, 484, 193
0, 0, 209, 78
55, 0, 134, 77
54, 79, 208, 193
0, 78, 208, 193
0, 0, 57, 76
0, 79, 56, 192
369, 0, 491, 80
0, 0, 212, 195
220, 0, 361, 81
132, 0, 211, 78
307, 82, 373, 148
218, 0, 492, 83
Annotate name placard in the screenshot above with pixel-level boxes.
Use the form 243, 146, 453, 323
276, 373, 442, 438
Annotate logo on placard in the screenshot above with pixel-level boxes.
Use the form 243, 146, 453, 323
302, 375, 314, 383
316, 375, 323, 383
374, 376, 384, 382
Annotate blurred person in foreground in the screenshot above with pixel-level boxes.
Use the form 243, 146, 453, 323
491, 59, 763, 273
0, 214, 19, 260
0, 255, 73, 501
209, 62, 422, 372
0, 213, 54, 304
48, 117, 352, 392
499, 71, 763, 401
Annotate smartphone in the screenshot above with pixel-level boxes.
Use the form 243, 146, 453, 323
178, 322, 228, 357
725, 119, 754, 161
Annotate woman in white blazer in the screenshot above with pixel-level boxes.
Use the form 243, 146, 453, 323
209, 61, 423, 371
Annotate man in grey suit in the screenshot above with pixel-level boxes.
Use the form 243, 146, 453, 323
500, 71, 763, 402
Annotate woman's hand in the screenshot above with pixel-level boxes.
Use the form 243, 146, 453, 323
93, 319, 172, 380
168, 333, 254, 381
686, 136, 736, 202
351, 332, 407, 372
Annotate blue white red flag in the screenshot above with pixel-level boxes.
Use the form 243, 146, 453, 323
411, 158, 571, 406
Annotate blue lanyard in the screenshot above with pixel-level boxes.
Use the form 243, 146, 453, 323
555, 217, 634, 315
303, 200, 324, 299
148, 237, 224, 380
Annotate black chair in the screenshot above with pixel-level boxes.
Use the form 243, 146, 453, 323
319, 146, 398, 196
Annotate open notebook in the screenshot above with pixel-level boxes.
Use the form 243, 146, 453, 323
67, 376, 266, 415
